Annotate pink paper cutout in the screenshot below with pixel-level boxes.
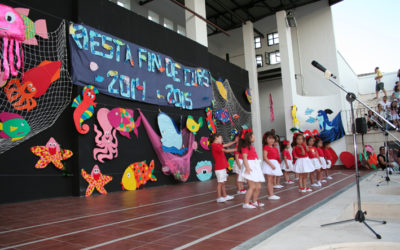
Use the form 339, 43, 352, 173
93, 108, 118, 163
270, 93, 275, 123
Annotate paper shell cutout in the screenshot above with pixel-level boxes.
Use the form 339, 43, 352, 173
195, 161, 212, 181
139, 109, 194, 182
0, 112, 30, 141
72, 85, 98, 134
215, 79, 227, 101
186, 115, 203, 135
31, 137, 73, 169
121, 160, 157, 191
205, 107, 217, 133
245, 88, 252, 104
81, 165, 112, 197
93, 108, 118, 163
108, 107, 141, 139
158, 112, 187, 155
215, 108, 232, 125
200, 136, 209, 150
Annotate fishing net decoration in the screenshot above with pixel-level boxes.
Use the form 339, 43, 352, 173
0, 20, 72, 154
211, 77, 252, 143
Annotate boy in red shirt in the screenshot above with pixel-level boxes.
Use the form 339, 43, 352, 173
209, 133, 237, 202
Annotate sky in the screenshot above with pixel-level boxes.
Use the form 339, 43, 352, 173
331, 0, 400, 74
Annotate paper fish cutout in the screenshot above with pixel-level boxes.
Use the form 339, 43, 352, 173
93, 108, 118, 163
72, 85, 98, 134
232, 114, 239, 119
186, 115, 203, 135
291, 105, 300, 128
156, 90, 165, 99
306, 117, 316, 123
305, 108, 314, 115
158, 112, 187, 155
245, 89, 252, 104
205, 107, 217, 133
108, 107, 141, 139
195, 161, 212, 181
14, 8, 48, 45
4, 60, 61, 111
103, 43, 112, 50
95, 75, 104, 82
81, 165, 112, 197
158, 66, 165, 72
31, 137, 73, 169
215, 79, 227, 101
121, 160, 157, 190
228, 157, 234, 171
200, 136, 209, 150
215, 108, 232, 124
0, 112, 30, 141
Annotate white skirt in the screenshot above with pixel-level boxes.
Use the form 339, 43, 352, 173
281, 159, 294, 172
326, 160, 332, 169
262, 159, 283, 176
294, 158, 315, 173
233, 162, 246, 182
320, 157, 327, 169
239, 159, 265, 182
311, 158, 322, 170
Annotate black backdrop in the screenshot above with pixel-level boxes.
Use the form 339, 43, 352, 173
0, 0, 249, 204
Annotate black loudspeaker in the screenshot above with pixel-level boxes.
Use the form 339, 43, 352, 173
356, 117, 367, 134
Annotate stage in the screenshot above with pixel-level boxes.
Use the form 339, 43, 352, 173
0, 170, 365, 249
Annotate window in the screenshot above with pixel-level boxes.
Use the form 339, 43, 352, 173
163, 18, 174, 30
256, 55, 263, 68
254, 36, 261, 49
148, 10, 159, 24
266, 51, 280, 65
267, 32, 279, 46
177, 25, 186, 36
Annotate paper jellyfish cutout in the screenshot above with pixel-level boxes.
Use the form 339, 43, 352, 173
72, 85, 98, 134
215, 79, 227, 101
121, 160, 157, 191
158, 112, 187, 155
195, 161, 212, 181
186, 115, 203, 135
81, 165, 112, 197
31, 137, 73, 169
108, 107, 141, 139
93, 108, 118, 163
0, 112, 30, 141
205, 107, 216, 133
200, 136, 210, 150
138, 109, 194, 182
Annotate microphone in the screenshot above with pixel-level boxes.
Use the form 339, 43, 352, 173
311, 60, 337, 79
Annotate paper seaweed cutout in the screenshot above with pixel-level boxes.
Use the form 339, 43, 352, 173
81, 165, 112, 197
316, 110, 345, 143
200, 136, 209, 150
121, 160, 157, 191
186, 115, 203, 135
215, 108, 232, 125
4, 60, 61, 111
108, 107, 141, 139
205, 107, 217, 133
31, 137, 73, 169
158, 112, 187, 155
139, 109, 194, 182
215, 79, 227, 101
0, 4, 25, 81
195, 161, 212, 181
291, 105, 300, 128
14, 8, 48, 45
245, 89, 252, 104
93, 108, 118, 163
0, 112, 30, 140
72, 85, 98, 134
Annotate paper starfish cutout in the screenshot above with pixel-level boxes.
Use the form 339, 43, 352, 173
31, 137, 73, 169
81, 165, 112, 197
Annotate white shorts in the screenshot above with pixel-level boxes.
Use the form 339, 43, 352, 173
320, 157, 328, 169
240, 159, 265, 182
326, 160, 332, 169
281, 159, 294, 172
232, 162, 240, 174
311, 158, 322, 170
215, 169, 227, 183
294, 158, 315, 173
262, 159, 283, 176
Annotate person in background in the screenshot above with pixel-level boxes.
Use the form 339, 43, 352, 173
388, 101, 399, 129
374, 67, 386, 99
392, 84, 400, 102
377, 146, 390, 170
379, 95, 391, 111
280, 140, 295, 184
377, 103, 386, 125
273, 135, 283, 189
232, 134, 246, 194
262, 131, 283, 200
292, 133, 314, 193
388, 148, 399, 172
397, 69, 400, 81
322, 141, 333, 180
365, 110, 378, 130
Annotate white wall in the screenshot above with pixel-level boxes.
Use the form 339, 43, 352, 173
358, 71, 398, 95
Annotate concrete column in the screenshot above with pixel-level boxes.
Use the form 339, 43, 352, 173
276, 11, 297, 138
242, 21, 262, 157
185, 0, 208, 47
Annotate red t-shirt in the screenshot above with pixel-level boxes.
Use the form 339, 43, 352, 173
263, 145, 281, 163
211, 143, 229, 170
323, 148, 332, 161
282, 150, 292, 160
241, 145, 258, 160
317, 148, 324, 157
307, 146, 318, 158
294, 144, 307, 158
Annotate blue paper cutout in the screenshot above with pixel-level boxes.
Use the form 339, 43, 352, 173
195, 161, 212, 181
158, 112, 186, 155
95, 75, 104, 83
317, 110, 345, 142
306, 117, 316, 123
305, 108, 314, 115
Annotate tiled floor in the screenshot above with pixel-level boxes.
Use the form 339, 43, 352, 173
0, 169, 366, 249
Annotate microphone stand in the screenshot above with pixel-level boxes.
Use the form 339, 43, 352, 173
313, 64, 388, 239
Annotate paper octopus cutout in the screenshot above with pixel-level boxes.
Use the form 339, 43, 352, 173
81, 165, 112, 197
31, 137, 73, 169
93, 108, 118, 163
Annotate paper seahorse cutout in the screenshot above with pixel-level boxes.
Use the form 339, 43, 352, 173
71, 85, 98, 134
205, 107, 216, 133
